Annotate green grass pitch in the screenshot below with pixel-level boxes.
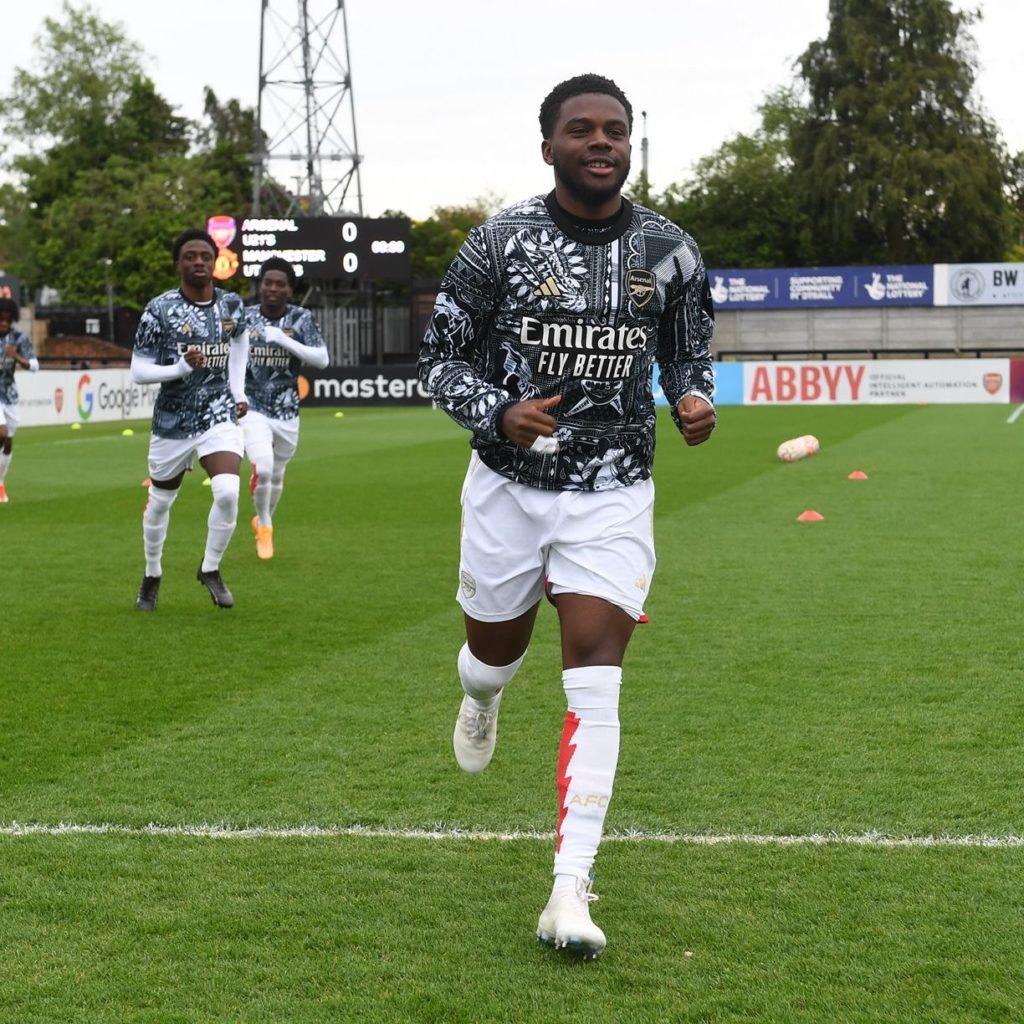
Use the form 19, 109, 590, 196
1, 403, 1022, 1022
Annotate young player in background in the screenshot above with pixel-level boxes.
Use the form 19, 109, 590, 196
130, 229, 250, 611
0, 297, 40, 502
419, 74, 716, 959
243, 257, 329, 559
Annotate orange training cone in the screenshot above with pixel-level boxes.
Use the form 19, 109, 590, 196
848, 471, 868, 480
797, 510, 824, 522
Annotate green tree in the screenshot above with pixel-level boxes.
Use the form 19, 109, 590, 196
408, 195, 503, 281
793, 0, 1008, 263
652, 89, 810, 268
193, 88, 262, 218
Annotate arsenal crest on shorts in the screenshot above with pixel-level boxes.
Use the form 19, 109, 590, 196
624, 269, 656, 308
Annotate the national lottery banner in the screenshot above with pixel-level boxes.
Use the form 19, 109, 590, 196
707, 265, 934, 310
16, 369, 159, 426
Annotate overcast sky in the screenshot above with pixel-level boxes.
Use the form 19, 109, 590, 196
5, 1, 1023, 220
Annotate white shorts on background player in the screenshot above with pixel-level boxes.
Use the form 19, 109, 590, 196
457, 453, 655, 622
242, 409, 299, 462
0, 401, 20, 435
147, 420, 245, 481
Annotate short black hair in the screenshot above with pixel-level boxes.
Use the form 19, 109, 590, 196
0, 297, 19, 320
171, 229, 218, 262
539, 73, 633, 139
258, 256, 297, 289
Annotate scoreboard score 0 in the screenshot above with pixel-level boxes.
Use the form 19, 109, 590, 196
208, 215, 411, 284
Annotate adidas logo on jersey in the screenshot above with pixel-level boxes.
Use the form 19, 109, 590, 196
533, 276, 561, 298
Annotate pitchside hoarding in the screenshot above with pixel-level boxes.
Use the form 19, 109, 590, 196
17, 369, 160, 426
708, 265, 934, 310
14, 360, 1022, 427
934, 263, 1024, 306
739, 359, 1010, 405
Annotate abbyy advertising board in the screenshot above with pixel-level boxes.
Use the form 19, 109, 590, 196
739, 359, 1011, 405
16, 369, 159, 426
206, 214, 411, 284
708, 265, 933, 310
934, 263, 1024, 306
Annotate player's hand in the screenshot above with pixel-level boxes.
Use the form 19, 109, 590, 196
500, 395, 561, 448
3, 343, 15, 359
236, 401, 248, 419
677, 395, 716, 446
183, 346, 206, 369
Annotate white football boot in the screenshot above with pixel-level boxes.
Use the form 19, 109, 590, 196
452, 692, 502, 772
536, 874, 606, 959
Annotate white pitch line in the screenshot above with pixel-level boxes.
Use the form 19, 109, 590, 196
1008, 404, 1024, 425
1, 822, 1023, 848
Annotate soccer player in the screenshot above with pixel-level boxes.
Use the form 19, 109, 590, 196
418, 74, 716, 958
130, 229, 250, 611
0, 297, 40, 503
242, 257, 328, 559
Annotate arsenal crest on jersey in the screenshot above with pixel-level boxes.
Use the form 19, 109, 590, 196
221, 318, 235, 336
624, 269, 656, 308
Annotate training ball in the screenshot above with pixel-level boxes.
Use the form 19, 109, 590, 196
777, 435, 820, 462
334, 411, 345, 418
122, 428, 134, 436
71, 423, 82, 430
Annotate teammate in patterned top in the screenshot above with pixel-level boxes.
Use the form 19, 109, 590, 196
0, 297, 40, 503
242, 257, 328, 559
418, 74, 716, 959
130, 229, 251, 611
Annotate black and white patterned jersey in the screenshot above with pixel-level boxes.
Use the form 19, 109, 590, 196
418, 193, 715, 491
243, 304, 325, 421
0, 328, 35, 406
133, 288, 247, 439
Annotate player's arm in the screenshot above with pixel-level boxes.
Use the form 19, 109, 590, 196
129, 306, 196, 383
656, 236, 716, 447
229, 327, 250, 416
417, 226, 518, 442
264, 323, 329, 368
8, 334, 38, 371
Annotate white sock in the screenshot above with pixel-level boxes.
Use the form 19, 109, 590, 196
268, 463, 287, 518
249, 448, 274, 527
457, 643, 526, 707
0, 451, 11, 483
142, 485, 179, 577
553, 665, 622, 879
201, 473, 239, 572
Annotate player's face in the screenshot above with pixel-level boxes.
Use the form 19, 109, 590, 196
177, 240, 216, 289
0, 312, 12, 334
260, 270, 293, 314
543, 92, 632, 210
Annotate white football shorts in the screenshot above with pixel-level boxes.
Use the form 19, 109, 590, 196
0, 400, 20, 435
147, 420, 245, 481
242, 410, 300, 464
457, 454, 655, 622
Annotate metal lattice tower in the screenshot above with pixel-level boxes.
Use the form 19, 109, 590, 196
253, 0, 363, 216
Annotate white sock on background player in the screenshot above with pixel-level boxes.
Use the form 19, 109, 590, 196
249, 445, 274, 526
201, 473, 239, 572
268, 462, 287, 519
553, 665, 622, 879
142, 485, 179, 577
0, 451, 11, 483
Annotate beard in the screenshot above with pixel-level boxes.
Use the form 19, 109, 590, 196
551, 151, 631, 210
